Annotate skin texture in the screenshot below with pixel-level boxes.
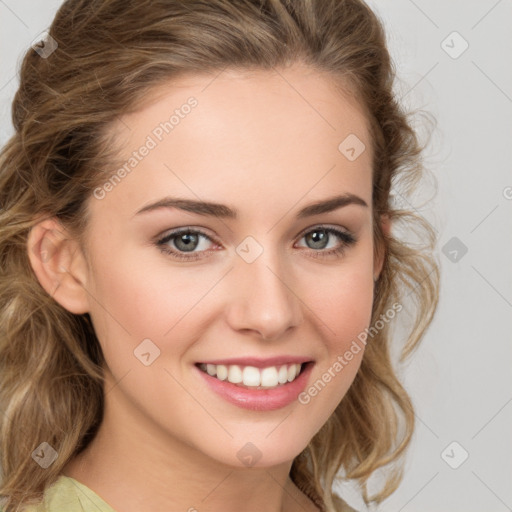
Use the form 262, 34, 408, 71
28, 64, 388, 512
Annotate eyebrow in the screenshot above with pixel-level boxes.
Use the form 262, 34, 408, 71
134, 193, 368, 219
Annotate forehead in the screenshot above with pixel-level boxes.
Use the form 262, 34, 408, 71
94, 65, 373, 220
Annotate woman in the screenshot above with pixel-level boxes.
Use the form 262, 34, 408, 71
0, 1, 439, 511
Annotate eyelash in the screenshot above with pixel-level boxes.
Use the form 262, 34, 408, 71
155, 225, 357, 262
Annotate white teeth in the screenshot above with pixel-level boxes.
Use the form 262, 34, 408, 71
287, 363, 301, 382
260, 366, 279, 387
216, 364, 228, 381
277, 365, 289, 384
198, 362, 305, 389
228, 365, 243, 384
242, 366, 261, 386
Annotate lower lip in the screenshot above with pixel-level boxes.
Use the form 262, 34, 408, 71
195, 362, 314, 411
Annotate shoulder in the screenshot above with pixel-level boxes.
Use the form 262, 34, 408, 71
19, 476, 117, 512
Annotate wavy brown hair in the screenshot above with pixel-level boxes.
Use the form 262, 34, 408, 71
0, 1, 439, 511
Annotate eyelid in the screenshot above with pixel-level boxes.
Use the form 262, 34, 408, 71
156, 223, 353, 242
295, 223, 352, 239
154, 225, 219, 244
155, 223, 357, 260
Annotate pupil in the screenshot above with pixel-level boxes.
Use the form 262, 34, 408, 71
308, 230, 327, 249
176, 232, 198, 252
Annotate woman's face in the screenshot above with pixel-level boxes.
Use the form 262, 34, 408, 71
78, 65, 382, 468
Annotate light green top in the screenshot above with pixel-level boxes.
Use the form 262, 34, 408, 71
15, 475, 358, 512
21, 476, 116, 512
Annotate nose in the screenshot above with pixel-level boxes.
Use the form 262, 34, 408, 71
224, 251, 303, 340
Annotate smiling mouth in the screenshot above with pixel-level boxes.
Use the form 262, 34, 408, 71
195, 361, 312, 390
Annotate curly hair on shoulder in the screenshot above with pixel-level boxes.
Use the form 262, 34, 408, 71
0, 1, 439, 511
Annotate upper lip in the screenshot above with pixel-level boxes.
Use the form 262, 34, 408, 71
196, 356, 314, 368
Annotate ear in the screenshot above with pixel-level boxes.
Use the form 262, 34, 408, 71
373, 213, 391, 280
27, 217, 90, 314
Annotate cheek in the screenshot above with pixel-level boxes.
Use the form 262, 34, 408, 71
87, 235, 171, 325
294, 263, 374, 429
303, 250, 376, 349
85, 248, 219, 365
317, 271, 374, 345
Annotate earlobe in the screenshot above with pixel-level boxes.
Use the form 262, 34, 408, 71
27, 217, 90, 315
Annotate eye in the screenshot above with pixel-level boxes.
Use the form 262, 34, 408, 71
295, 225, 357, 259
155, 225, 357, 261
156, 228, 218, 261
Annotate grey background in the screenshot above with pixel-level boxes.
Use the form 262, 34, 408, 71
1, 1, 511, 511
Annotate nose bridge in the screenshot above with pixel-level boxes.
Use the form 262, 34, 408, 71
225, 237, 303, 339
